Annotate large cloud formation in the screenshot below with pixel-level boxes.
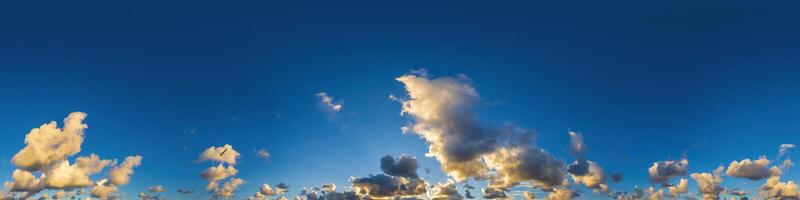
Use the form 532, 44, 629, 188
2, 112, 142, 199
395, 71, 566, 191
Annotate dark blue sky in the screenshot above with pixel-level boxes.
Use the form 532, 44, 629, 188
1, 1, 800, 199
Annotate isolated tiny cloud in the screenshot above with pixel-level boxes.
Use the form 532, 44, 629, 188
256, 148, 272, 160
316, 92, 343, 112
148, 185, 165, 193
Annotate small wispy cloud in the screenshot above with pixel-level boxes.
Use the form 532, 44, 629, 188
256, 148, 271, 160
316, 92, 343, 113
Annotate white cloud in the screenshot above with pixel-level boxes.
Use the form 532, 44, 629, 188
395, 71, 565, 189
648, 159, 688, 186
108, 155, 143, 186
11, 112, 87, 171
316, 92, 343, 112
667, 178, 688, 197
690, 166, 724, 200
90, 179, 118, 200
256, 148, 272, 160
198, 144, 240, 165
148, 185, 165, 193
726, 156, 773, 180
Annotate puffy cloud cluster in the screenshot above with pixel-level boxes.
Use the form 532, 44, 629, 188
667, 178, 688, 197
381, 155, 420, 178
395, 71, 566, 191
430, 180, 463, 200
199, 144, 245, 199
645, 187, 664, 200
565, 131, 608, 193
351, 174, 427, 198
725, 156, 774, 180
351, 155, 428, 199
2, 112, 142, 199
690, 166, 724, 200
759, 166, 799, 199
480, 187, 507, 199
648, 159, 688, 186
198, 144, 240, 165
317, 92, 343, 112
249, 183, 278, 200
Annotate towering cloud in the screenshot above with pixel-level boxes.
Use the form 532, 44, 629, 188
395, 71, 565, 189
648, 159, 688, 186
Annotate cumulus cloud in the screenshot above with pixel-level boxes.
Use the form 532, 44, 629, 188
198, 144, 240, 165
480, 187, 507, 199
485, 146, 565, 189
667, 178, 688, 197
759, 165, 800, 199
11, 112, 87, 172
726, 156, 774, 180
212, 178, 245, 199
351, 174, 427, 198
321, 183, 336, 193
148, 185, 165, 193
546, 187, 576, 200
198, 144, 244, 199
646, 187, 664, 200
317, 92, 343, 112
430, 180, 463, 200
3, 112, 142, 198
276, 183, 290, 194
90, 179, 118, 200
380, 155, 419, 178
396, 71, 568, 190
108, 155, 142, 186
690, 166, 724, 200
648, 159, 688, 186
564, 131, 608, 193
569, 161, 608, 193
4, 169, 44, 193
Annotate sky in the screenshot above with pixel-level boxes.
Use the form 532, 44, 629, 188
1, 1, 800, 200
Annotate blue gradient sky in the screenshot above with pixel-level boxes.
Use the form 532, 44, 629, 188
1, 1, 800, 199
